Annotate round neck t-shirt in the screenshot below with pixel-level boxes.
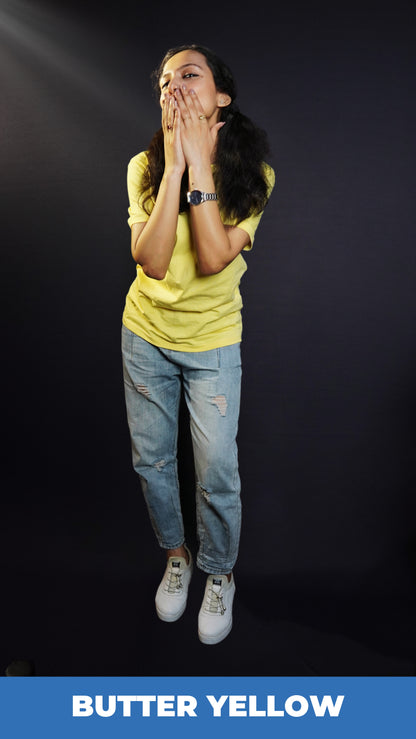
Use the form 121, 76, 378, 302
122, 151, 275, 352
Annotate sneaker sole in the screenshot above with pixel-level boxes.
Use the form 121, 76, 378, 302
198, 619, 232, 645
156, 600, 187, 622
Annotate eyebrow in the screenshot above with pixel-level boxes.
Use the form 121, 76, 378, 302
160, 63, 203, 82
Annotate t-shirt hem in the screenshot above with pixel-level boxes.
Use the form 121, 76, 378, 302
122, 317, 242, 353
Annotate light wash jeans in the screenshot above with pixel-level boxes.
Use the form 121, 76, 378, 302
121, 325, 242, 574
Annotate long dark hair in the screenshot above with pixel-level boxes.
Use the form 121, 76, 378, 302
141, 44, 271, 221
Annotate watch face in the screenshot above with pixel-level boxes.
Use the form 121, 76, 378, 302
189, 190, 202, 205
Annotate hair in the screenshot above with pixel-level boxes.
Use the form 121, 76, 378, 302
141, 44, 271, 221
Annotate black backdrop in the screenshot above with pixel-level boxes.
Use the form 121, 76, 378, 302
2, 0, 416, 676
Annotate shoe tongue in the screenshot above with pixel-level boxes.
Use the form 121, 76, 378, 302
172, 561, 181, 569
212, 577, 223, 586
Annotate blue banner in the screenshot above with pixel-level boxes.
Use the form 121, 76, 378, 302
0, 676, 415, 738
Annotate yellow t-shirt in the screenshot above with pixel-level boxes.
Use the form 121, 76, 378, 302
122, 151, 274, 352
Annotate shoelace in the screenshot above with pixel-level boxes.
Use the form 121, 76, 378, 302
204, 585, 226, 615
165, 567, 183, 593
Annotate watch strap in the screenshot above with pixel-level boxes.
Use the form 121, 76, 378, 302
187, 190, 218, 205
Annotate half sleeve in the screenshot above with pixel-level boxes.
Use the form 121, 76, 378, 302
127, 151, 152, 228
236, 164, 275, 250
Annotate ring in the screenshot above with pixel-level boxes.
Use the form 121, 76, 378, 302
199, 114, 207, 120
167, 124, 173, 130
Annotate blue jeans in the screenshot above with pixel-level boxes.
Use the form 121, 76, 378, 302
121, 325, 242, 574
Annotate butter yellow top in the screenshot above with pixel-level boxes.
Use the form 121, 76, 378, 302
122, 151, 274, 351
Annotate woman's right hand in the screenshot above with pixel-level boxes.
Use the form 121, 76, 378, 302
162, 94, 186, 175
131, 95, 185, 277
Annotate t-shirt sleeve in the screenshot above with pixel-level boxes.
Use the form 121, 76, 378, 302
235, 163, 275, 251
127, 151, 152, 228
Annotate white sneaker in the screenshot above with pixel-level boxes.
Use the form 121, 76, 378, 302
155, 546, 193, 622
198, 573, 235, 644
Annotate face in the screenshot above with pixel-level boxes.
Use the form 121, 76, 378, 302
159, 49, 230, 123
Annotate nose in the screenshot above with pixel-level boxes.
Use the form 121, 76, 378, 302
166, 73, 182, 95
160, 75, 182, 105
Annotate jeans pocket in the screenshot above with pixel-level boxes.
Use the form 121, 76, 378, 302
217, 343, 241, 369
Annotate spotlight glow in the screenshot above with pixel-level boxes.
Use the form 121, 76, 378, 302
0, 0, 152, 120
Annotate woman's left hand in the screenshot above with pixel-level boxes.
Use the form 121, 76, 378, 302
173, 86, 225, 167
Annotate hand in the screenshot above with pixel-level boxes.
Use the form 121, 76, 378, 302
174, 86, 225, 167
162, 93, 186, 175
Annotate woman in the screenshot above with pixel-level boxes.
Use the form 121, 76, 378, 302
122, 44, 274, 645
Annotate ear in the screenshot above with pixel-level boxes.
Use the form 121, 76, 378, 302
217, 92, 232, 108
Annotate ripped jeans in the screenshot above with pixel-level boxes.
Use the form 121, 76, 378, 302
121, 325, 242, 575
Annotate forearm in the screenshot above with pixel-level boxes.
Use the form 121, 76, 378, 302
131, 168, 182, 279
188, 163, 234, 275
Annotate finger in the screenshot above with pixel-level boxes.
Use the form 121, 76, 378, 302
175, 86, 202, 124
187, 88, 206, 118
161, 97, 168, 130
174, 87, 192, 123
211, 121, 226, 135
185, 88, 206, 123
164, 95, 175, 132
172, 99, 181, 133
162, 96, 169, 130
182, 87, 210, 126
208, 120, 225, 148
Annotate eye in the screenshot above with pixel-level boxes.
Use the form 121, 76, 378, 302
160, 80, 169, 90
183, 72, 198, 79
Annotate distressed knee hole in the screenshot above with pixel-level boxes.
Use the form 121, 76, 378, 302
197, 483, 211, 503
212, 394, 227, 416
153, 458, 166, 470
135, 383, 151, 398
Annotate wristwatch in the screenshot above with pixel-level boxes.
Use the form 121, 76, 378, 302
187, 190, 218, 205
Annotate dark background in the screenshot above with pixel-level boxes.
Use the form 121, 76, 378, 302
2, 0, 416, 676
